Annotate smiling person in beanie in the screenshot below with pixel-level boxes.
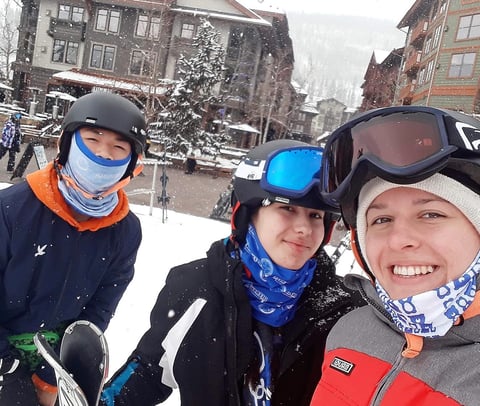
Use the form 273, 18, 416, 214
100, 139, 363, 406
311, 106, 480, 405
0, 92, 146, 406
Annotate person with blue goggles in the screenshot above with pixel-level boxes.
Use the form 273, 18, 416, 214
100, 139, 364, 406
311, 106, 480, 405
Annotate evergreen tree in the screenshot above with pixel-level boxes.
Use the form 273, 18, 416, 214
160, 18, 229, 155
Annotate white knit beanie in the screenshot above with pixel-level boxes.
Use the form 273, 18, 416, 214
356, 173, 480, 272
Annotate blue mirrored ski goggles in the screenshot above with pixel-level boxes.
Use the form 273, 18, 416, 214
259, 146, 324, 199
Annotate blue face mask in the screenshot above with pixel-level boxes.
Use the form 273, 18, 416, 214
58, 130, 132, 217
236, 224, 316, 327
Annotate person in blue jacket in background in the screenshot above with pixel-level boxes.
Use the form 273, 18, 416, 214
0, 112, 23, 172
0, 92, 146, 406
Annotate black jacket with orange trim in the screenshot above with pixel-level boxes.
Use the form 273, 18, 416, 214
0, 164, 141, 383
100, 239, 363, 406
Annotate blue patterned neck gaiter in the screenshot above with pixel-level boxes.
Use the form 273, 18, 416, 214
376, 250, 480, 338
238, 224, 316, 327
58, 130, 131, 217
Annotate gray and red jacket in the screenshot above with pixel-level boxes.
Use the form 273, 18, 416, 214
0, 163, 141, 384
311, 273, 480, 405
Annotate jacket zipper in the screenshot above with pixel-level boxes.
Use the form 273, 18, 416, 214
371, 342, 408, 405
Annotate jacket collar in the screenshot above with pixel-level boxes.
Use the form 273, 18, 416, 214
26, 162, 130, 232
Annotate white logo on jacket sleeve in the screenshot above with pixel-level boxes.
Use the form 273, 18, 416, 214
35, 244, 48, 257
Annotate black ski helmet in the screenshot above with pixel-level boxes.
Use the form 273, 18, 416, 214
231, 139, 339, 244
57, 92, 147, 178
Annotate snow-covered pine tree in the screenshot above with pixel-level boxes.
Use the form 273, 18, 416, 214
160, 18, 230, 156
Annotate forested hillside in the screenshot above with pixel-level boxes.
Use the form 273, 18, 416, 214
287, 12, 406, 107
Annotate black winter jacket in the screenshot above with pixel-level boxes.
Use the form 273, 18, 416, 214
0, 165, 141, 386
102, 239, 363, 406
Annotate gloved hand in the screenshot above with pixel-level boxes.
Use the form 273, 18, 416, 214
0, 353, 39, 404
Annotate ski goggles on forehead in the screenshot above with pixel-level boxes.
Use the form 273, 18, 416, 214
236, 146, 324, 199
321, 107, 480, 204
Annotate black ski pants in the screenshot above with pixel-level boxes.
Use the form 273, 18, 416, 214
0, 144, 17, 171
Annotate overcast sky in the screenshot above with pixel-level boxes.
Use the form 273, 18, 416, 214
275, 0, 412, 22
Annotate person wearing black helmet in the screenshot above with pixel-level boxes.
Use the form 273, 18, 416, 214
100, 139, 363, 406
0, 112, 23, 172
311, 106, 480, 405
0, 92, 147, 406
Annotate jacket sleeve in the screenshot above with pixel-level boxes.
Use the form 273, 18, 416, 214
79, 217, 142, 332
100, 273, 178, 405
101, 259, 209, 405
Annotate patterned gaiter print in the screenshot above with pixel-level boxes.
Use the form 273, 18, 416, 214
376, 250, 480, 338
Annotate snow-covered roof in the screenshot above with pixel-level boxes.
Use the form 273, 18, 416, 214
316, 131, 331, 142
291, 80, 308, 95
373, 49, 390, 64
0, 83, 13, 91
45, 91, 77, 102
237, 0, 285, 15
171, 6, 271, 26
51, 70, 170, 95
300, 103, 319, 115
228, 123, 260, 134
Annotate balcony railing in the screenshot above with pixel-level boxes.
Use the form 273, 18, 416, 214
399, 82, 416, 100
47, 18, 86, 41
410, 19, 428, 47
404, 50, 422, 74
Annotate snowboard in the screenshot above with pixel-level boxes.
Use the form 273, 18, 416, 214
11, 142, 35, 180
34, 320, 109, 406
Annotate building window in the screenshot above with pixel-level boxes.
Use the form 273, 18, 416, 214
180, 23, 195, 39
448, 52, 475, 77
227, 27, 245, 59
150, 17, 161, 39
297, 112, 306, 121
71, 6, 84, 22
433, 25, 442, 49
418, 67, 426, 85
58, 4, 70, 19
136, 14, 161, 39
95, 8, 120, 33
52, 39, 78, 64
424, 36, 432, 54
130, 50, 156, 76
90, 43, 116, 70
440, 1, 447, 14
58, 4, 84, 22
425, 59, 435, 82
136, 15, 148, 37
457, 14, 480, 40
293, 124, 304, 133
